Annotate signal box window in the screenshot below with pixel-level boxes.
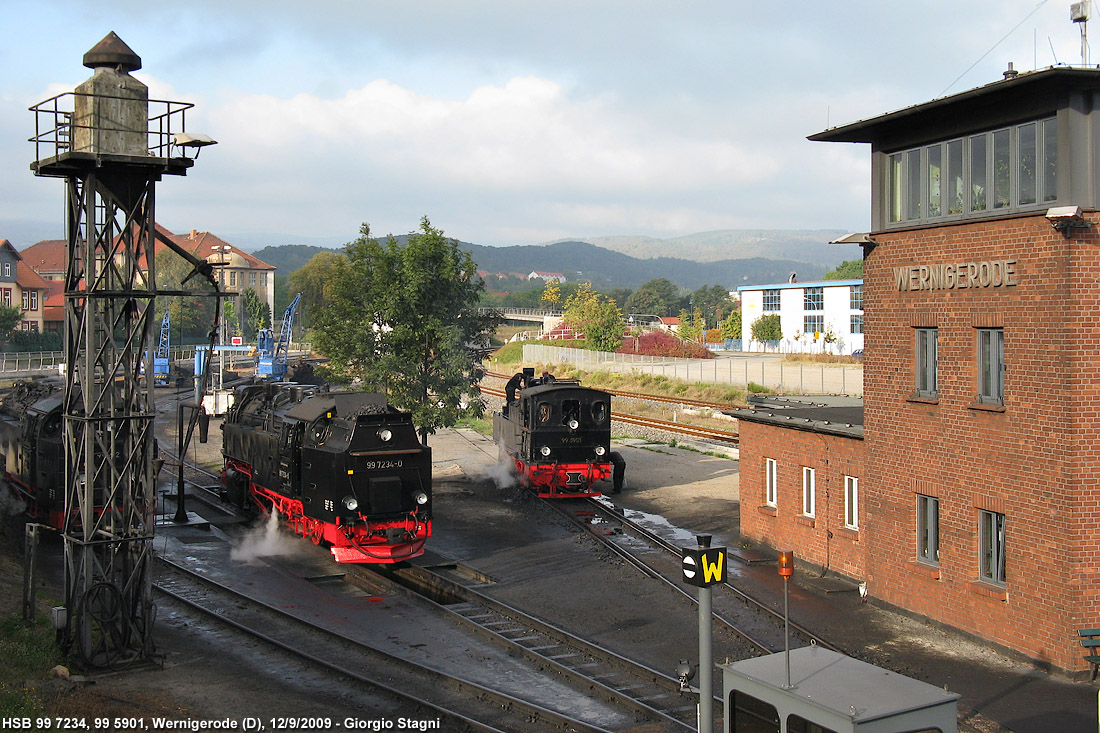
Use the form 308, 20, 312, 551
977, 328, 1004, 404
979, 510, 1007, 586
917, 494, 940, 566
914, 327, 938, 398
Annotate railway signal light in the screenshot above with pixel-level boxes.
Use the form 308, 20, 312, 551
778, 549, 795, 578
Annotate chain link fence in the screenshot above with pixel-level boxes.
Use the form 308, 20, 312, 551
521, 344, 863, 397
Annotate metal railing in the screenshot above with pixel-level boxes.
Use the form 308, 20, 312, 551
29, 91, 196, 163
0, 344, 313, 375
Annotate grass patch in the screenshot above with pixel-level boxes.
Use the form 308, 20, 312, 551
0, 613, 62, 719
782, 352, 863, 365
746, 382, 774, 394
454, 416, 492, 435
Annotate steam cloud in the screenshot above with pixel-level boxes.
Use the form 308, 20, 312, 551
230, 510, 302, 563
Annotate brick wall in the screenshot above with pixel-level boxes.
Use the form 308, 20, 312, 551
739, 420, 866, 580
865, 213, 1100, 672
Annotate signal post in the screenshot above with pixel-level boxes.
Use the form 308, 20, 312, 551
681, 534, 726, 733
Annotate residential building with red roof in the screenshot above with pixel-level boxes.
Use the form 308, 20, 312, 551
0, 240, 51, 333
22, 226, 277, 334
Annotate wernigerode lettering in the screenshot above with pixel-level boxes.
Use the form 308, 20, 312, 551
893, 260, 1018, 292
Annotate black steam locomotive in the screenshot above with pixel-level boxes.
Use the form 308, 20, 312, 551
493, 372, 623, 497
222, 382, 432, 563
0, 380, 65, 528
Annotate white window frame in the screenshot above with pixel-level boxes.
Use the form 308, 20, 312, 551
765, 458, 777, 508
801, 467, 815, 517
844, 476, 858, 530
3, 263, 10, 277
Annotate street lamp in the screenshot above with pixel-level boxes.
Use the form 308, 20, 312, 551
211, 244, 230, 391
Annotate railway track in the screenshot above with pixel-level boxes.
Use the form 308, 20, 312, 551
481, 384, 739, 445
364, 562, 711, 730
582, 497, 840, 654
483, 369, 746, 413
153, 556, 620, 733
537, 496, 836, 661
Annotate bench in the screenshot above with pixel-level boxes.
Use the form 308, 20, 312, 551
1077, 628, 1100, 679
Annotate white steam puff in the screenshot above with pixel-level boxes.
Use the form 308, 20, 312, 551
230, 511, 301, 564
483, 459, 518, 490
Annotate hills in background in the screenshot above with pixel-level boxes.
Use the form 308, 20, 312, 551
560, 229, 850, 264
252, 229, 860, 291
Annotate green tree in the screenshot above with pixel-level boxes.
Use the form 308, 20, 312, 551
223, 300, 240, 339
677, 307, 704, 342
720, 309, 742, 340
562, 283, 624, 352
314, 217, 500, 444
241, 288, 271, 338
823, 259, 864, 280
751, 314, 782, 347
691, 284, 732, 328
288, 250, 348, 331
0, 305, 23, 335
625, 277, 679, 316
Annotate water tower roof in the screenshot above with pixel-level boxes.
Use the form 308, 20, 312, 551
83, 32, 141, 72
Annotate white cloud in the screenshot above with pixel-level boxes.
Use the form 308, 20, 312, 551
204, 75, 775, 199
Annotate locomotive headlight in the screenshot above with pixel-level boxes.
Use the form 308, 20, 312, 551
413, 491, 429, 505
540, 446, 552, 457
594, 445, 606, 456
378, 428, 393, 442
567, 419, 580, 430
343, 495, 359, 512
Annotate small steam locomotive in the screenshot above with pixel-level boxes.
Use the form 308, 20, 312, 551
222, 382, 432, 563
493, 371, 623, 497
0, 380, 65, 528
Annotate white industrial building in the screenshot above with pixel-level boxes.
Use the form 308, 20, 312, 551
738, 279, 864, 355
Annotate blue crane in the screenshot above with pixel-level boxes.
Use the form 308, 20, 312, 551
257, 292, 302, 379
153, 308, 171, 385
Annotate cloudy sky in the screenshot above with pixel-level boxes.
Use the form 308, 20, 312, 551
0, 0, 1088, 250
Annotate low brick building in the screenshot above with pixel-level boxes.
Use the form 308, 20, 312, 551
736, 396, 865, 581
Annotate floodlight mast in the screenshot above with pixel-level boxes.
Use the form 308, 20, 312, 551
29, 32, 209, 667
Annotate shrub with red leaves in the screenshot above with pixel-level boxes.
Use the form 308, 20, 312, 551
617, 329, 714, 358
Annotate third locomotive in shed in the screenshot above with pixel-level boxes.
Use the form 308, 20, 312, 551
494, 369, 624, 497
222, 382, 432, 563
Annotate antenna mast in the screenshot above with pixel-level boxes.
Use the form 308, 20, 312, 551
1072, 1, 1091, 65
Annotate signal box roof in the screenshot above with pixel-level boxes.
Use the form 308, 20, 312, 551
809, 66, 1100, 151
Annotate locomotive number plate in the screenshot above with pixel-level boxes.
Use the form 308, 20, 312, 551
362, 459, 403, 470
560, 437, 582, 444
